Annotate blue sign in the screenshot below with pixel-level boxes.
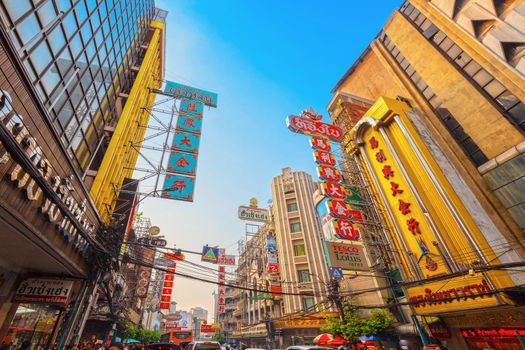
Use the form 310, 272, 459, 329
161, 174, 195, 202
166, 151, 198, 176
164, 81, 218, 108
172, 131, 200, 154
330, 267, 343, 281
201, 246, 219, 263
177, 114, 202, 134
180, 100, 203, 115
267, 235, 277, 253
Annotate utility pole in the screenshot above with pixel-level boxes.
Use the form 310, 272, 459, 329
327, 280, 345, 322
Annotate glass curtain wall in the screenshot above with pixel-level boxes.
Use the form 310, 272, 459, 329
0, 0, 154, 171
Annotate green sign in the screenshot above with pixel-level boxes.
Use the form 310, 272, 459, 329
249, 293, 273, 301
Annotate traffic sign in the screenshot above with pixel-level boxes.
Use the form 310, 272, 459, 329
201, 246, 219, 263
331, 267, 343, 281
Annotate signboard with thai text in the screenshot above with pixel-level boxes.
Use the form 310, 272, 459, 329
218, 255, 236, 265
286, 115, 344, 141
407, 274, 498, 315
325, 241, 369, 271
238, 206, 269, 222
164, 81, 218, 108
13, 279, 74, 305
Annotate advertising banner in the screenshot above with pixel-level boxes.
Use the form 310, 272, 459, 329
286, 115, 343, 141
217, 255, 236, 265
238, 206, 269, 222
325, 241, 369, 271
180, 100, 204, 115
310, 137, 331, 152
166, 151, 198, 176
266, 235, 277, 252
161, 174, 196, 202
176, 114, 202, 134
172, 132, 200, 154
313, 150, 336, 165
164, 81, 218, 108
13, 279, 74, 305
317, 164, 342, 182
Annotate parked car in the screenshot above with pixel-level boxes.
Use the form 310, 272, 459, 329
185, 341, 222, 350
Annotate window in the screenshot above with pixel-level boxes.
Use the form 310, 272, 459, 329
298, 270, 311, 283
302, 297, 315, 311
287, 202, 298, 212
290, 222, 301, 233
293, 244, 306, 256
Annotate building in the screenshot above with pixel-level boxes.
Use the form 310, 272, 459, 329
0, 0, 166, 348
190, 307, 208, 323
227, 221, 282, 348
270, 167, 334, 346
328, 2, 525, 347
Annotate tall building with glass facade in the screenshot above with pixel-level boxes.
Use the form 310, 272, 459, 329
0, 0, 165, 347
0, 0, 166, 221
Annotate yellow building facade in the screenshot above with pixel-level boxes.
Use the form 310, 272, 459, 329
90, 19, 165, 223
328, 1, 525, 348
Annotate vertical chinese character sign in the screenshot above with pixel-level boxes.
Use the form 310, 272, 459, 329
161, 82, 218, 202
286, 108, 364, 243
217, 265, 226, 314
160, 263, 176, 310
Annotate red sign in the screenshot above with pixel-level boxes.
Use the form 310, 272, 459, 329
164, 251, 185, 261
269, 284, 282, 296
326, 200, 365, 224
428, 322, 451, 339
160, 302, 170, 310
317, 165, 342, 182
313, 150, 336, 165
267, 263, 279, 273
321, 182, 348, 199
460, 327, 525, 338
332, 219, 360, 240
310, 137, 331, 152
302, 109, 323, 121
287, 115, 343, 141
201, 324, 216, 333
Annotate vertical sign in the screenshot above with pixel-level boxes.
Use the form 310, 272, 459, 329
217, 265, 226, 314
287, 109, 364, 244
160, 263, 176, 309
161, 81, 218, 202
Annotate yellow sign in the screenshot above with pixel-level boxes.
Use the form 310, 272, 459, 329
407, 273, 499, 315
361, 127, 446, 276
211, 323, 220, 329
273, 313, 337, 329
249, 197, 258, 207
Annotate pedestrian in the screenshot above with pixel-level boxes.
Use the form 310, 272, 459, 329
108, 344, 123, 350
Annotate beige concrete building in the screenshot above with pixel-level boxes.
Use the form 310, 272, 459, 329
271, 167, 331, 314
327, 1, 525, 348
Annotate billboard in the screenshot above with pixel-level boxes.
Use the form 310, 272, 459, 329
164, 81, 218, 108
238, 206, 269, 222
325, 241, 369, 271
166, 151, 198, 175
161, 174, 196, 202
286, 115, 344, 141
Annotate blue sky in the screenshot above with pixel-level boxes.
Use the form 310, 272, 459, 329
139, 0, 401, 317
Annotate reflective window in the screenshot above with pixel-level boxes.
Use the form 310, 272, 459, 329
0, 0, 155, 172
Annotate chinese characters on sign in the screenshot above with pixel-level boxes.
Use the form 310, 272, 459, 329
217, 265, 226, 314
287, 108, 364, 252
160, 263, 176, 309
161, 81, 218, 202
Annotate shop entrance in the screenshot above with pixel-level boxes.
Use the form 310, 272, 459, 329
1, 304, 61, 350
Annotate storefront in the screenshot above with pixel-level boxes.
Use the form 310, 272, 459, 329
0, 28, 101, 349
